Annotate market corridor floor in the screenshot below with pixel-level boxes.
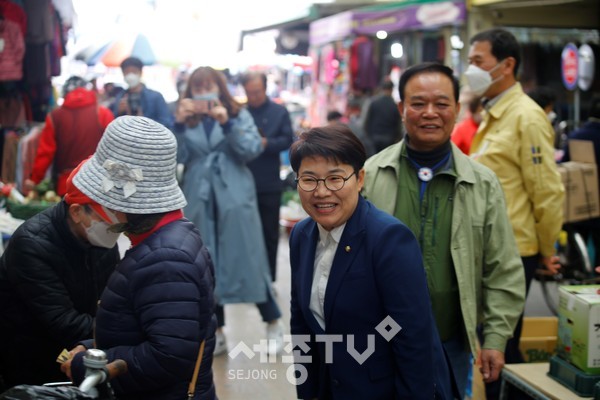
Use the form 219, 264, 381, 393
212, 231, 295, 399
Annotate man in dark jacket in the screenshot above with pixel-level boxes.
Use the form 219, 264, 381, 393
0, 172, 121, 389
111, 57, 173, 129
364, 80, 403, 153
242, 72, 294, 282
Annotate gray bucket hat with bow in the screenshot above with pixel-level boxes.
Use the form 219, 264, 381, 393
73, 116, 187, 214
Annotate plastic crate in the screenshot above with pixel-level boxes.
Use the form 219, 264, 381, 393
548, 355, 600, 397
6, 200, 56, 220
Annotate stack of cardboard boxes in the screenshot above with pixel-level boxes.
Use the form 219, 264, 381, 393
519, 139, 599, 367
553, 285, 600, 396
545, 140, 600, 396
557, 139, 600, 223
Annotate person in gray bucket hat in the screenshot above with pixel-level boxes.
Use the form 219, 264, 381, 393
72, 115, 187, 213
60, 116, 218, 400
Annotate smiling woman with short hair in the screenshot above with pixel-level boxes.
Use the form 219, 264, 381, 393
288, 124, 455, 399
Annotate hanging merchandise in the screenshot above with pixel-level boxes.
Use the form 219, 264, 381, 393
0, 18, 25, 81
0, 88, 26, 127
0, 0, 26, 36
22, 0, 54, 45
308, 1, 468, 125
350, 36, 377, 92
321, 44, 337, 85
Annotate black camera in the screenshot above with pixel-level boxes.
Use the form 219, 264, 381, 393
127, 92, 142, 115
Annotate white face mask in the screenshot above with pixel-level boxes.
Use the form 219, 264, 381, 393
85, 220, 121, 248
464, 61, 504, 97
124, 73, 141, 88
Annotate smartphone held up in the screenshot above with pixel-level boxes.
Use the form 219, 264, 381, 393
192, 92, 219, 116
192, 99, 213, 115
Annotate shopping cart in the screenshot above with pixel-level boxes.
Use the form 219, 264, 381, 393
0, 350, 127, 400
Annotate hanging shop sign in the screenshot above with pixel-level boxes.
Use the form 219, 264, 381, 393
578, 44, 595, 91
309, 11, 354, 48
561, 43, 579, 91
309, 0, 466, 47
353, 1, 464, 35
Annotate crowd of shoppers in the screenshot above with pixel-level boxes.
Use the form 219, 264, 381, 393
0, 25, 580, 400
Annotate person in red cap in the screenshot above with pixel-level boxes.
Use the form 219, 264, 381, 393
0, 160, 121, 390
23, 76, 114, 197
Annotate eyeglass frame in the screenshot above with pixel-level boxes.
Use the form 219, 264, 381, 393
295, 172, 356, 192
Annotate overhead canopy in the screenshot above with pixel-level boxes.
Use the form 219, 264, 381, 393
309, 0, 466, 47
75, 34, 157, 67
239, 2, 373, 55
469, 0, 599, 29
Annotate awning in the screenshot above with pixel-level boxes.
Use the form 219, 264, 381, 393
74, 34, 157, 67
468, 0, 598, 29
309, 0, 467, 47
239, 2, 373, 55
470, 0, 582, 5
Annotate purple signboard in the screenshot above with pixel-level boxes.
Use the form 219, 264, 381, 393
310, 0, 466, 47
353, 0, 465, 35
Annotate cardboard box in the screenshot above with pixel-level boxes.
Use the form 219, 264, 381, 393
558, 140, 600, 223
520, 317, 558, 362
559, 163, 600, 223
557, 285, 600, 374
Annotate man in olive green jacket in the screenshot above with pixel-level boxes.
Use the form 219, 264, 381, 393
362, 62, 525, 399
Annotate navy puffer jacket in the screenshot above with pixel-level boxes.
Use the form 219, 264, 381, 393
72, 218, 217, 400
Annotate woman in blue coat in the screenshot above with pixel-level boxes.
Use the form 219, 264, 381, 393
288, 125, 455, 399
173, 67, 284, 355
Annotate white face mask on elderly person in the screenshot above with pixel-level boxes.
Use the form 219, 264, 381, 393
64, 172, 123, 249
85, 219, 120, 248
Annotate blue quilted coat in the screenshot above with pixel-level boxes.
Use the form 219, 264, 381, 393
71, 218, 217, 400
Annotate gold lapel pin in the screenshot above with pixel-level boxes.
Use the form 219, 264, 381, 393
345, 245, 351, 253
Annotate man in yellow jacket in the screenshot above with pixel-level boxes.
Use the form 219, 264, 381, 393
467, 28, 564, 399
